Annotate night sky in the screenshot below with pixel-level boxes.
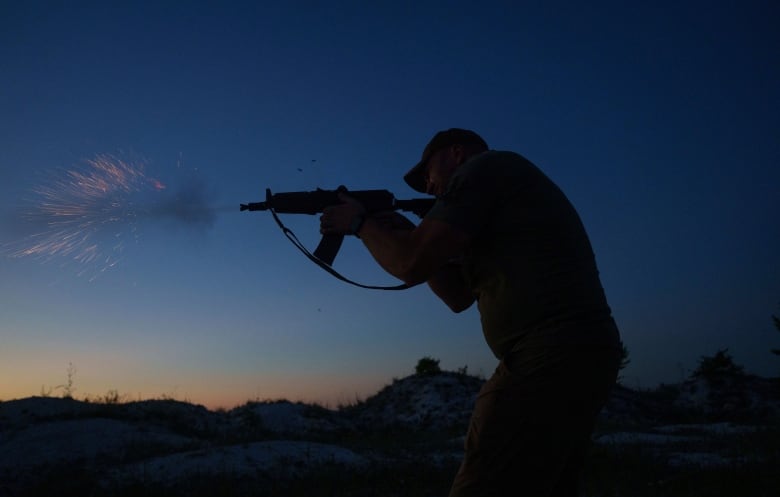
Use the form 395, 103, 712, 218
1, 2, 778, 409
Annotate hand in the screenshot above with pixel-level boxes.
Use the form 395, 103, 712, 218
320, 193, 368, 235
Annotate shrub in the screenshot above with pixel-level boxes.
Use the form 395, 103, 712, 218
415, 356, 442, 376
692, 349, 745, 380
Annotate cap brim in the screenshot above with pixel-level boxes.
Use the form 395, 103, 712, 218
403, 160, 428, 194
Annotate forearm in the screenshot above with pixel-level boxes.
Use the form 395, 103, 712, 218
319, 197, 470, 286
357, 216, 475, 311
357, 217, 426, 285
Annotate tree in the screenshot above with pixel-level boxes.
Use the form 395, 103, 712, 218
692, 349, 745, 380
415, 356, 442, 376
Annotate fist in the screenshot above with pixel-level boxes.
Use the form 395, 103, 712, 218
319, 193, 367, 235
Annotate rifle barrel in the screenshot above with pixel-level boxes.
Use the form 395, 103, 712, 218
240, 202, 268, 211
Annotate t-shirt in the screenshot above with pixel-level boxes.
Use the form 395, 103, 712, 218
425, 150, 620, 359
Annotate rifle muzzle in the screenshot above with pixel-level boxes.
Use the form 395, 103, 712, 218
240, 202, 268, 211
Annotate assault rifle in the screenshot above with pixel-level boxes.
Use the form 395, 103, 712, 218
241, 187, 435, 289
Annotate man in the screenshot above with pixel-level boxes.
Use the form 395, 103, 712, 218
320, 129, 622, 497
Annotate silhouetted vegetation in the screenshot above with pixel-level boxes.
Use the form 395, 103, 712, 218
692, 348, 745, 380
414, 356, 442, 376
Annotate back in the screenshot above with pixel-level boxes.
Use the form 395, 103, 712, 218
425, 151, 619, 358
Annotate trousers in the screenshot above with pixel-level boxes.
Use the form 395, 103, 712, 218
449, 342, 621, 497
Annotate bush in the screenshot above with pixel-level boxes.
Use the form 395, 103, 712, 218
692, 349, 745, 380
415, 356, 442, 376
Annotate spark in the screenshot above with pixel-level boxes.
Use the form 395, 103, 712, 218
4, 153, 166, 278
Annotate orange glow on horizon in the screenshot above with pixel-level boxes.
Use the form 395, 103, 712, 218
0, 369, 392, 412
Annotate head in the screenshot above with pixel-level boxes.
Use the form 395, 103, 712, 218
404, 128, 488, 196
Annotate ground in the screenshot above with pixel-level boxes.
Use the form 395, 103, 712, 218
1, 372, 778, 496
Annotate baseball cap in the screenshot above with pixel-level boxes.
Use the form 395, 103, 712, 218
403, 128, 488, 193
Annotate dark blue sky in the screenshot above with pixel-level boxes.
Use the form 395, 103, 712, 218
1, 1, 778, 407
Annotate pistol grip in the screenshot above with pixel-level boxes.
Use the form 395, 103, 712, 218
313, 234, 344, 266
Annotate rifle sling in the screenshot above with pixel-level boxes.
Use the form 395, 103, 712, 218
268, 207, 416, 291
